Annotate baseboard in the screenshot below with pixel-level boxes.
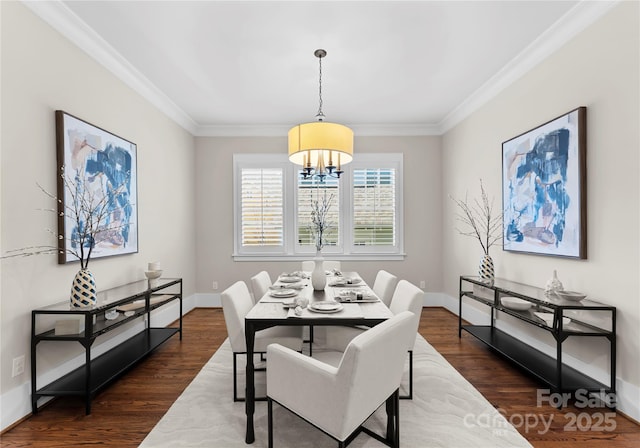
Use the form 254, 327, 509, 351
438, 292, 640, 423
194, 292, 221, 307
0, 294, 198, 432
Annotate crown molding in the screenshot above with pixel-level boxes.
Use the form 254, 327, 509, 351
24, 0, 618, 138
438, 0, 620, 133
23, 0, 198, 134
194, 122, 441, 137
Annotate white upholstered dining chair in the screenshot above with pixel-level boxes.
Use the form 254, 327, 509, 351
324, 279, 424, 399
372, 269, 399, 307
250, 270, 272, 304
266, 311, 417, 448
221, 281, 303, 402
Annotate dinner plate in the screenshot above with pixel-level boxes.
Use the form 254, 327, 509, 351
279, 276, 302, 283
501, 296, 532, 311
308, 301, 343, 313
268, 289, 297, 298
555, 290, 587, 302
534, 312, 571, 327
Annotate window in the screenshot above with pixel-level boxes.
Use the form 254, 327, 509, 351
240, 168, 283, 247
233, 153, 403, 260
353, 168, 396, 246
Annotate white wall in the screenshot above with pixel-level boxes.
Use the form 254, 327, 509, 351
0, 2, 197, 429
194, 135, 442, 296
442, 2, 639, 419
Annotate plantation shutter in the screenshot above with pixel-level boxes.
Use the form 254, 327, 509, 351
241, 168, 283, 247
353, 168, 396, 246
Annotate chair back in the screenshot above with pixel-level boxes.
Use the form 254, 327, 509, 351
301, 260, 341, 272
336, 311, 417, 439
221, 281, 254, 352
388, 279, 423, 345
372, 270, 399, 306
250, 270, 272, 303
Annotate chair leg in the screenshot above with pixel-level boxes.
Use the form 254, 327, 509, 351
233, 353, 239, 402
385, 394, 394, 441
268, 398, 274, 448
394, 389, 400, 448
400, 350, 413, 400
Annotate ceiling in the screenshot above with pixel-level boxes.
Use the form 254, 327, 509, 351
29, 1, 616, 135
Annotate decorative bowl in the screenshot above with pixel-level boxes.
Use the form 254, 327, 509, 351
500, 296, 532, 311
555, 290, 587, 302
145, 270, 163, 280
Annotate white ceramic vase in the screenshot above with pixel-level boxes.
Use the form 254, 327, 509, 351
70, 268, 97, 307
311, 251, 326, 291
545, 270, 564, 295
479, 254, 495, 285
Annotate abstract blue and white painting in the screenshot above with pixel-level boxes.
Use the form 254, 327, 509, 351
502, 107, 586, 258
57, 112, 138, 263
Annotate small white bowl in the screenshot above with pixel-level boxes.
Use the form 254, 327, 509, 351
145, 270, 163, 280
555, 290, 587, 302
501, 296, 532, 311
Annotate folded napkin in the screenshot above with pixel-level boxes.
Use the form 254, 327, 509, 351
280, 271, 310, 279
287, 303, 364, 319
329, 278, 363, 287
270, 283, 306, 290
334, 295, 378, 303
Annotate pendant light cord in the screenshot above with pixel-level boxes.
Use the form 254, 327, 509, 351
316, 51, 324, 121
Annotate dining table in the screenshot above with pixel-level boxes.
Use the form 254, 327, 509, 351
243, 271, 394, 444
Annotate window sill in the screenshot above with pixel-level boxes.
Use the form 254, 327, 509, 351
232, 253, 407, 262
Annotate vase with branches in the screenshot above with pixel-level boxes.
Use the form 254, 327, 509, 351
309, 190, 334, 254
2, 167, 132, 307
308, 189, 334, 290
450, 179, 503, 284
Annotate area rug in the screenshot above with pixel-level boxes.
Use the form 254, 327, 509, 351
140, 335, 532, 447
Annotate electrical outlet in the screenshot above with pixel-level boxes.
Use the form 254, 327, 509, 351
419, 280, 426, 289
12, 355, 25, 377
212, 281, 219, 290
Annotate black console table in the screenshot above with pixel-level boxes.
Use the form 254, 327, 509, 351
31, 278, 182, 414
459, 276, 615, 401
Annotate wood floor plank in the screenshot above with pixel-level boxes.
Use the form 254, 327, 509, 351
1, 307, 638, 447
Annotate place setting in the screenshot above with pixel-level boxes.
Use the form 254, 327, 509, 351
270, 281, 306, 290
286, 298, 363, 318
333, 290, 379, 303
328, 276, 363, 287
259, 288, 300, 303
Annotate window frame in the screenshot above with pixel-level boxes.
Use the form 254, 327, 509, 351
233, 153, 405, 261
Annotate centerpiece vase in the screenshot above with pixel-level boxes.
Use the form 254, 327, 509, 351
479, 254, 495, 285
311, 251, 326, 291
70, 268, 97, 307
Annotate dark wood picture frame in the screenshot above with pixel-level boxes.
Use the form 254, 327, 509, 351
55, 110, 138, 264
502, 107, 586, 259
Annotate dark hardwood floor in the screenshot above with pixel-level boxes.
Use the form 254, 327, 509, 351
1, 307, 638, 447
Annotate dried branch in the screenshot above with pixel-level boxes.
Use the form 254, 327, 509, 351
449, 179, 503, 256
2, 168, 132, 269
309, 189, 335, 252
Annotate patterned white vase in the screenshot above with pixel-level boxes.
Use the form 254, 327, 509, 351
479, 254, 495, 285
70, 268, 97, 307
311, 252, 326, 291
